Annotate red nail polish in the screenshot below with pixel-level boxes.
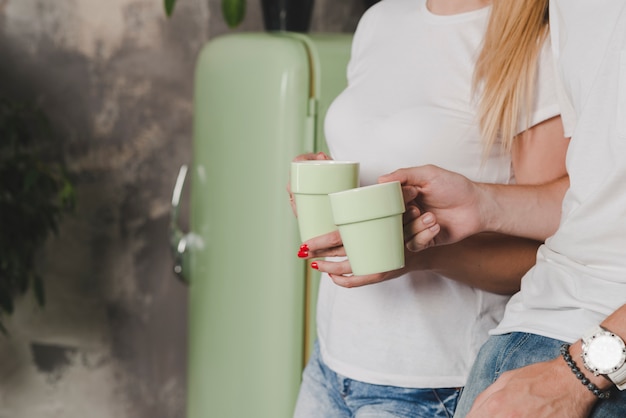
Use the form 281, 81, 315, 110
311, 261, 319, 270
298, 244, 309, 258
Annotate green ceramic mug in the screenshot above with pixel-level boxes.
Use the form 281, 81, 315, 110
329, 181, 405, 275
291, 160, 360, 242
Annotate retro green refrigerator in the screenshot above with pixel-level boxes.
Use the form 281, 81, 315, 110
170, 32, 353, 418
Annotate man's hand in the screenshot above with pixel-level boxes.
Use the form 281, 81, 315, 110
379, 165, 484, 249
466, 355, 597, 418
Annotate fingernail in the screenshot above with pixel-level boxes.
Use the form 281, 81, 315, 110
300, 244, 309, 251
422, 214, 434, 225
298, 250, 308, 258
311, 261, 319, 270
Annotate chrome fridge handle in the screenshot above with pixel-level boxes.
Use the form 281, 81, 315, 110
170, 165, 191, 284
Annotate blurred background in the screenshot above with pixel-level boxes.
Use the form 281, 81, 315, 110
0, 1, 369, 417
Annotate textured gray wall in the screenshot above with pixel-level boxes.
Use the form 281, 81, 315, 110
0, 0, 365, 417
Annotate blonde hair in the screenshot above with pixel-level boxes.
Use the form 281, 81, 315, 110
473, 0, 549, 155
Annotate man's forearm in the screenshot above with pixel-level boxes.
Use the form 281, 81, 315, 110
480, 175, 569, 241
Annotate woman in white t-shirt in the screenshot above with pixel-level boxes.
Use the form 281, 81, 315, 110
289, 0, 568, 416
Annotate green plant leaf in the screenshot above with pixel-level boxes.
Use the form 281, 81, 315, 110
0, 95, 74, 326
222, 0, 246, 28
164, 0, 176, 17
59, 177, 76, 209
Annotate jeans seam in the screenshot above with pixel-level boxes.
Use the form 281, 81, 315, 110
431, 389, 452, 418
494, 333, 532, 380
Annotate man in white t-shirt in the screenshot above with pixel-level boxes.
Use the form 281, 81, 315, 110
381, 1, 626, 416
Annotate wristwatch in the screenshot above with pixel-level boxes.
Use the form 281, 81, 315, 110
581, 325, 626, 390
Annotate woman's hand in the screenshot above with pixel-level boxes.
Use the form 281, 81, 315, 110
403, 203, 441, 252
287, 151, 331, 216
298, 229, 346, 259
297, 208, 441, 288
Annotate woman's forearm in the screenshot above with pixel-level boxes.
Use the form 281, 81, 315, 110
410, 232, 542, 294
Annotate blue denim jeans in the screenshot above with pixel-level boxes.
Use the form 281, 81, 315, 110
293, 342, 461, 418
453, 333, 626, 418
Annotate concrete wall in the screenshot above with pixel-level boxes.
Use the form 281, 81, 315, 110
0, 1, 366, 417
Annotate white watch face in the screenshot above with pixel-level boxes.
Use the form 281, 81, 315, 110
583, 332, 626, 375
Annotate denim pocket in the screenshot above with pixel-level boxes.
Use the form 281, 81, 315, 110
618, 51, 626, 137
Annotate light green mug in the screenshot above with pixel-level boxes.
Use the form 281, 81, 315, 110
291, 160, 360, 242
329, 181, 405, 275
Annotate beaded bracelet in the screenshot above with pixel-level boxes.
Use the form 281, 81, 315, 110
560, 343, 612, 400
